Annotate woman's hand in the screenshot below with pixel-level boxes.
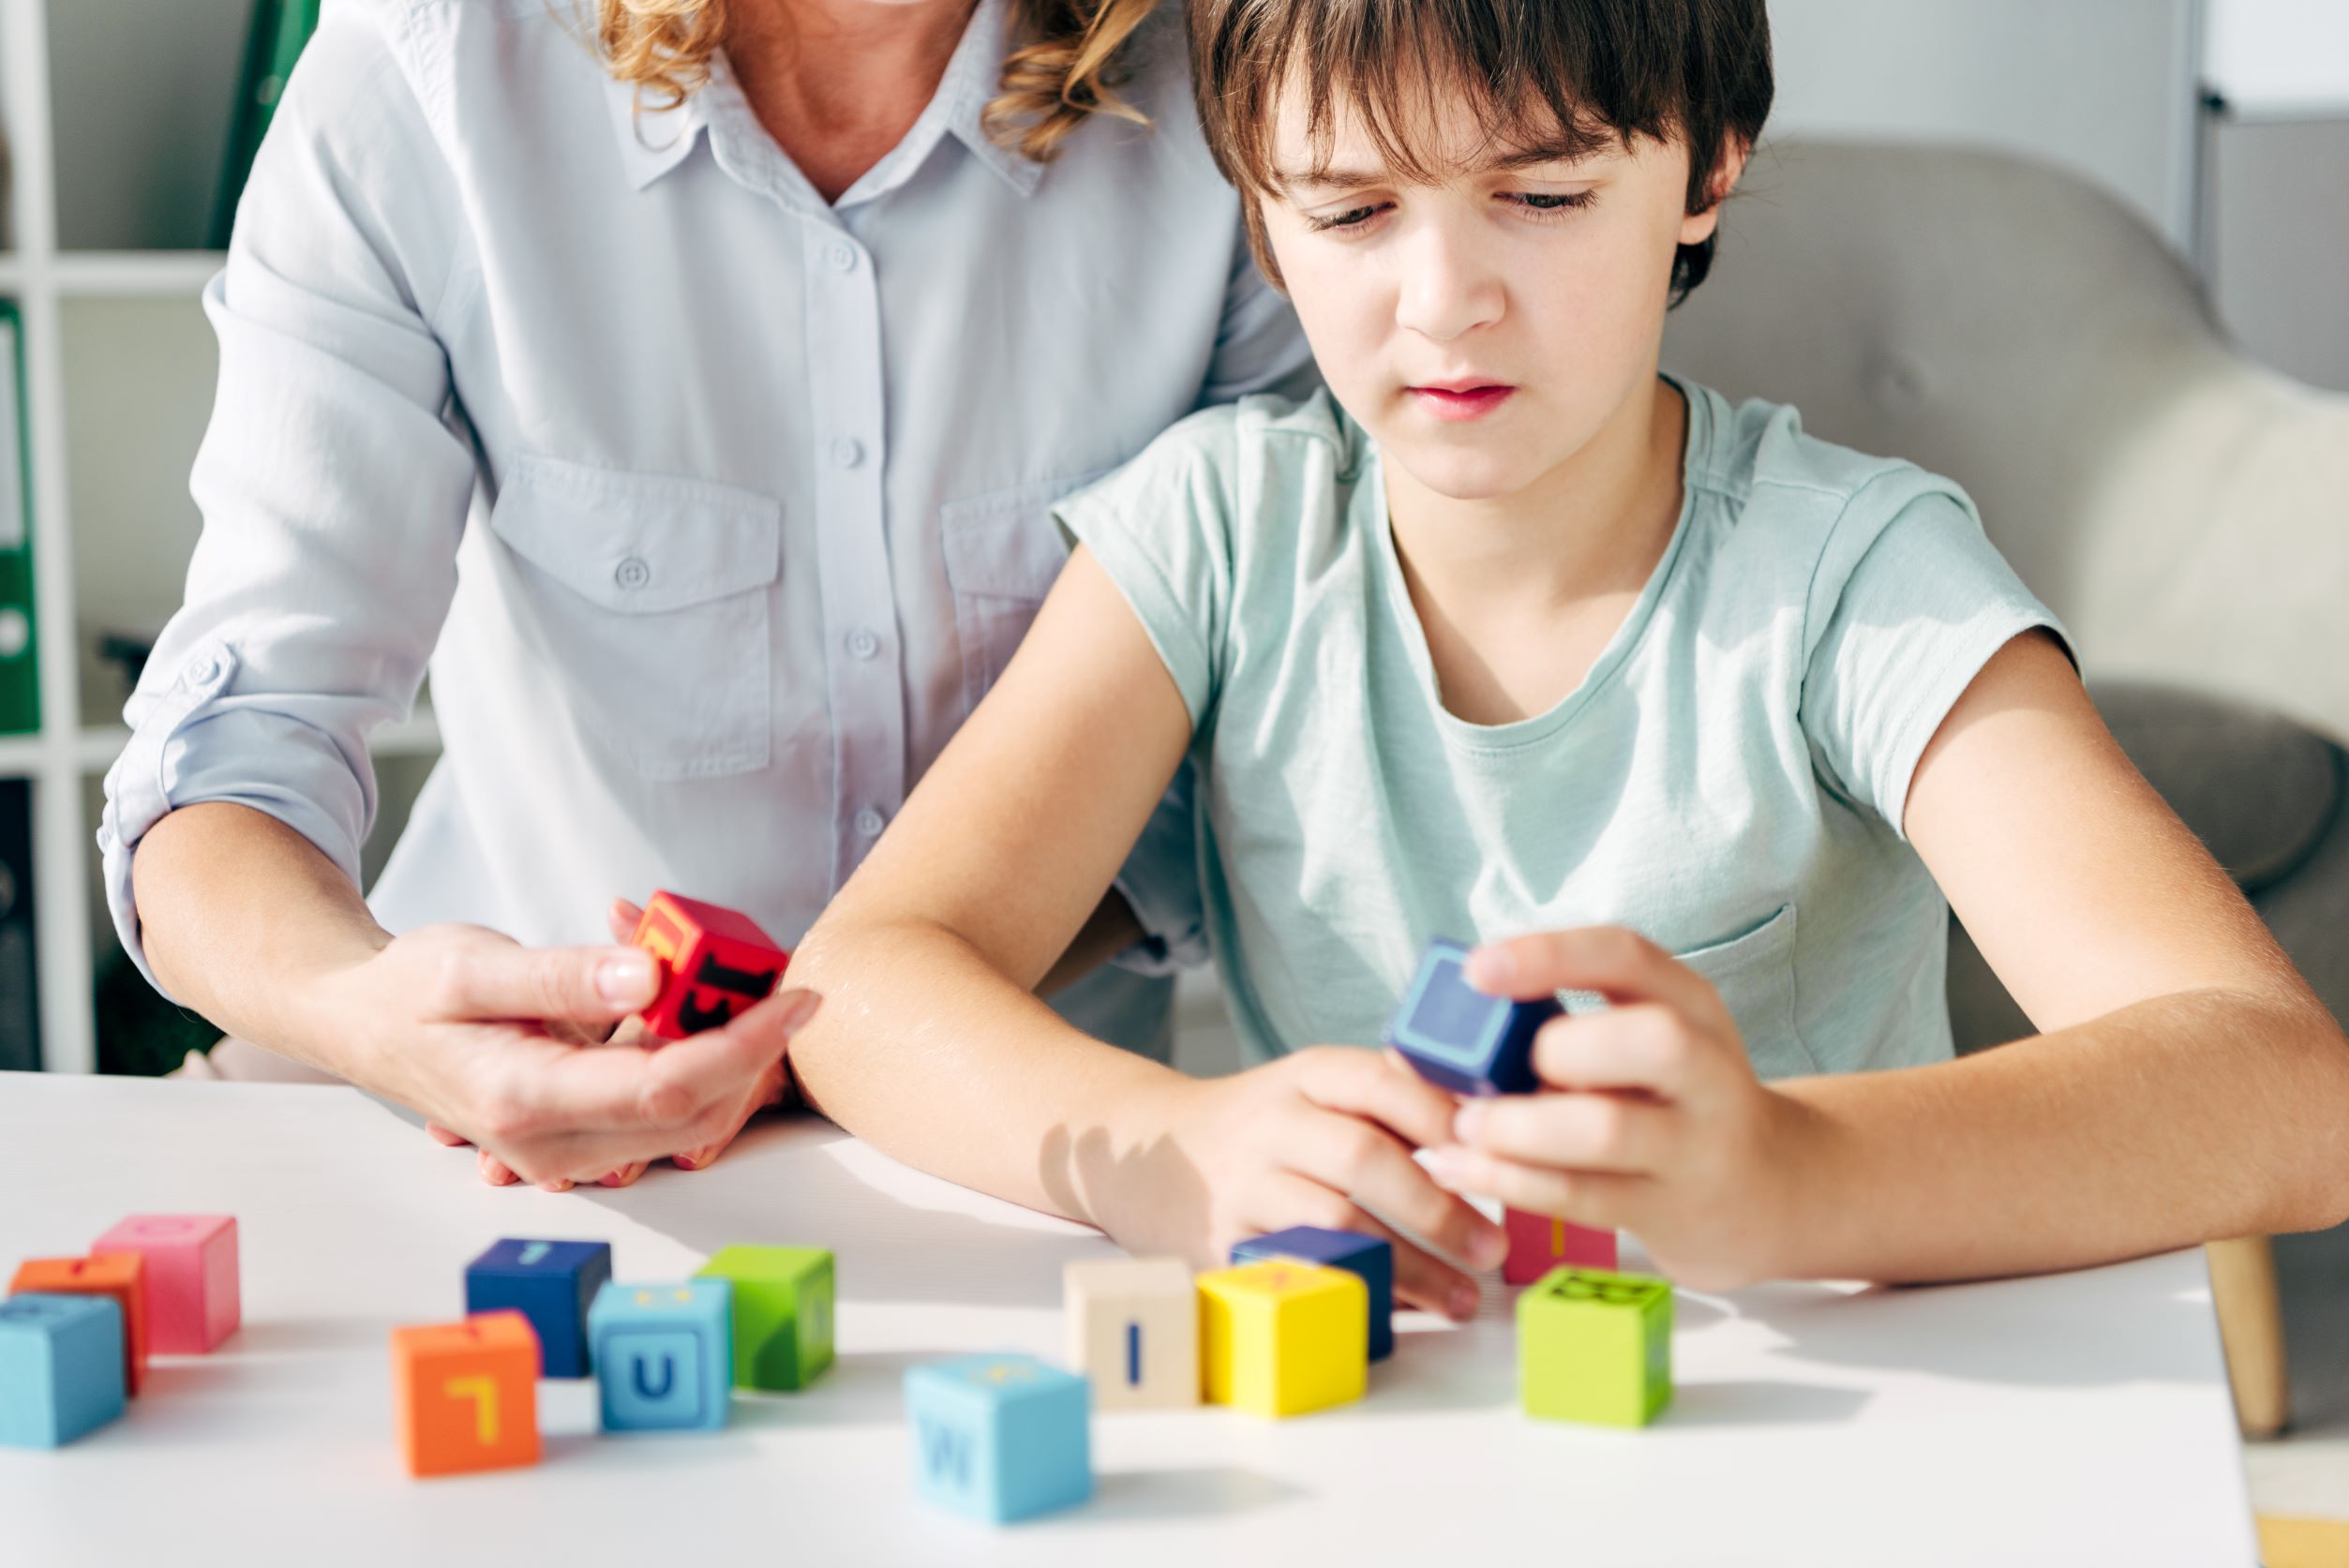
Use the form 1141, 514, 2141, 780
1418, 928, 1818, 1292
1095, 1047, 1509, 1319
430, 898, 799, 1188
332, 916, 815, 1189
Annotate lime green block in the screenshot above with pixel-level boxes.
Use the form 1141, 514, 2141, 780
1518, 1265, 1672, 1427
695, 1245, 834, 1392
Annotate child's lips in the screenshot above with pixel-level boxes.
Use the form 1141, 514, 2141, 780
1407, 383, 1517, 422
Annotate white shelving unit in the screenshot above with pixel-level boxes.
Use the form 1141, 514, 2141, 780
0, 0, 439, 1071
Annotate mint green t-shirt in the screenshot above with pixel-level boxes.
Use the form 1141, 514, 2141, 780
1055, 381, 2070, 1080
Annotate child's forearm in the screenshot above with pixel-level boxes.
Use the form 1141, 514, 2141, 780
1773, 985, 2349, 1283
783, 912, 1189, 1230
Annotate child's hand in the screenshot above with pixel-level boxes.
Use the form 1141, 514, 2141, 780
1418, 928, 1815, 1292
1104, 1048, 1509, 1319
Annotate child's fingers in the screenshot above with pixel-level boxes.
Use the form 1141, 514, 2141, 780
1531, 1003, 1710, 1100
1453, 1092, 1679, 1175
1259, 1172, 1480, 1322
1282, 1106, 1507, 1270
1465, 926, 1731, 1033
1419, 1145, 1646, 1232
1291, 1045, 1462, 1154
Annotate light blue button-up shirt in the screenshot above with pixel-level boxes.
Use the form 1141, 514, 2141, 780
96, 0, 1313, 1053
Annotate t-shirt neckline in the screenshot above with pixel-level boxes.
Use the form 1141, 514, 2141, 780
1367, 373, 1712, 754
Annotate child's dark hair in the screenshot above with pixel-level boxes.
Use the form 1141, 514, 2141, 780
1189, 0, 1773, 305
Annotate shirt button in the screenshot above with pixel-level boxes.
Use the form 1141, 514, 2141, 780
186, 652, 222, 686
853, 808, 886, 838
830, 437, 864, 470
846, 628, 880, 660
829, 244, 857, 273
614, 556, 652, 591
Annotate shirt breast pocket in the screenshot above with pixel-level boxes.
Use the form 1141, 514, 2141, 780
1673, 903, 1818, 1081
939, 469, 1111, 721
487, 454, 783, 781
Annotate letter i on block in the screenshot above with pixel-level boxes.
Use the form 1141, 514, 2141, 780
1196, 1260, 1368, 1418
905, 1354, 1092, 1523
465, 1239, 612, 1379
0, 1294, 126, 1448
587, 1280, 733, 1432
1503, 1208, 1618, 1285
93, 1215, 240, 1354
10, 1256, 147, 1395
1518, 1266, 1673, 1428
1062, 1257, 1196, 1410
630, 891, 790, 1040
1384, 937, 1562, 1096
389, 1310, 541, 1477
695, 1246, 833, 1392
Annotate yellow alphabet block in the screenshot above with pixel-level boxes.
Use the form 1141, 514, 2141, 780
1196, 1260, 1367, 1418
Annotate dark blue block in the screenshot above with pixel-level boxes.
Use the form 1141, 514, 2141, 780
1384, 937, 1560, 1097
465, 1239, 613, 1379
1232, 1226, 1396, 1361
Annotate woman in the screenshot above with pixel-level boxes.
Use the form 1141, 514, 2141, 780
100, 0, 1311, 1187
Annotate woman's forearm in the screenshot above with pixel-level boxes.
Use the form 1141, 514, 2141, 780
785, 911, 1189, 1228
131, 801, 389, 1073
1775, 985, 2349, 1283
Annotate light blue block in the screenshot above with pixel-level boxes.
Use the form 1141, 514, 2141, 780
466, 1238, 612, 1378
587, 1280, 732, 1432
905, 1353, 1091, 1523
0, 1294, 127, 1448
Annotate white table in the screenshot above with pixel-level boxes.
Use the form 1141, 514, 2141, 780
0, 1074, 2256, 1565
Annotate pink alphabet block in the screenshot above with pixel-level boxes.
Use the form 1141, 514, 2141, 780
1503, 1208, 1617, 1285
93, 1216, 239, 1354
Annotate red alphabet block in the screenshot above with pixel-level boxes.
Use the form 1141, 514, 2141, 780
1503, 1208, 1618, 1284
10, 1255, 148, 1395
630, 890, 789, 1041
93, 1215, 239, 1354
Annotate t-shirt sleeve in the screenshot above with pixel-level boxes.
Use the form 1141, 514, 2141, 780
1800, 485, 2075, 839
1052, 410, 1241, 729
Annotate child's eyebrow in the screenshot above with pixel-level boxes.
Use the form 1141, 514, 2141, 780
1274, 142, 1602, 194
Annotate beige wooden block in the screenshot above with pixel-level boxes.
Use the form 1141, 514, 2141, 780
1062, 1257, 1198, 1411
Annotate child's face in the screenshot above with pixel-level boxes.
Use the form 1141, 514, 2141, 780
1260, 87, 1728, 504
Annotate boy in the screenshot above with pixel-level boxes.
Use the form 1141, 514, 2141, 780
777, 0, 2349, 1312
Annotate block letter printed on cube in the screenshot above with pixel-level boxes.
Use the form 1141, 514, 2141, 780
694, 1245, 833, 1392
630, 890, 790, 1041
1062, 1257, 1197, 1411
93, 1215, 240, 1355
588, 1280, 733, 1432
1384, 937, 1562, 1097
11, 1255, 147, 1395
1231, 1227, 1396, 1362
0, 1294, 126, 1448
388, 1309, 541, 1478
1519, 1266, 1673, 1428
905, 1354, 1092, 1523
1196, 1260, 1368, 1418
465, 1239, 612, 1380
1503, 1209, 1619, 1285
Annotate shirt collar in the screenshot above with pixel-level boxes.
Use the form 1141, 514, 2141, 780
601, 0, 1041, 201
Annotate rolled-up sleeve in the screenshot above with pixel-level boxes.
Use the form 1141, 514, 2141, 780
96, 11, 476, 998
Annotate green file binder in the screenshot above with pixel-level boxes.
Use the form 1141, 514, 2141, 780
210, 0, 324, 250
0, 301, 37, 735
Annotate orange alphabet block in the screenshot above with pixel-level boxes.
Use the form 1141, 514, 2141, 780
11, 1256, 147, 1396
630, 890, 789, 1040
390, 1311, 542, 1478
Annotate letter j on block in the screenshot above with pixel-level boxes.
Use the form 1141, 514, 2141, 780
1061, 1257, 1197, 1410
388, 1310, 541, 1477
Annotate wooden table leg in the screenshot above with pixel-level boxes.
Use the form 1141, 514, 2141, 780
2207, 1235, 2291, 1440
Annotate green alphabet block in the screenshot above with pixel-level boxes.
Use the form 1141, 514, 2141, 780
695, 1245, 834, 1392
1518, 1265, 1672, 1427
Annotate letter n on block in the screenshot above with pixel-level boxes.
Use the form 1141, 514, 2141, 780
1062, 1257, 1196, 1411
588, 1280, 732, 1432
905, 1354, 1091, 1523
389, 1310, 541, 1477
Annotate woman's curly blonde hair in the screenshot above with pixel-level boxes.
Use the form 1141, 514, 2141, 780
599, 0, 1160, 162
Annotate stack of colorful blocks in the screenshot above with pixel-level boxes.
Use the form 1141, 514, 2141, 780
1, 1215, 241, 1448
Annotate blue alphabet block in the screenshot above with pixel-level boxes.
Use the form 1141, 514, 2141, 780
465, 1238, 612, 1379
1233, 1226, 1396, 1362
1384, 937, 1561, 1096
587, 1280, 732, 1432
0, 1293, 127, 1448
905, 1354, 1091, 1523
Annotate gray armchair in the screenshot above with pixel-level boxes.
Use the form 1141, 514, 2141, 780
1664, 139, 2349, 1438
